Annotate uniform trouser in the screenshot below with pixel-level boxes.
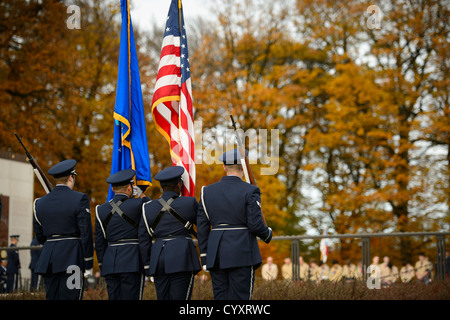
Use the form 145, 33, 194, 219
6, 272, 18, 292
104, 272, 145, 300
30, 270, 41, 290
153, 247, 195, 300
153, 272, 195, 300
210, 266, 255, 300
43, 272, 84, 300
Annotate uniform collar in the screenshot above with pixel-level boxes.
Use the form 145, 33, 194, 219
113, 193, 130, 201
55, 184, 71, 189
221, 175, 243, 182
161, 190, 180, 200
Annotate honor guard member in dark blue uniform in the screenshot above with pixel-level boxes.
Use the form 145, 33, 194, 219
139, 166, 201, 300
33, 159, 94, 300
95, 169, 150, 300
6, 235, 21, 292
197, 149, 273, 300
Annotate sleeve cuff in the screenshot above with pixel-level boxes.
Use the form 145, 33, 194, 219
264, 227, 272, 243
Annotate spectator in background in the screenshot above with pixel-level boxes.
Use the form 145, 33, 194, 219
281, 257, 292, 281
368, 256, 380, 282
382, 261, 399, 287
6, 235, 20, 293
261, 256, 278, 281
342, 259, 356, 283
355, 261, 363, 281
380, 256, 389, 268
379, 256, 390, 284
415, 252, 432, 285
400, 260, 415, 283
299, 256, 309, 282
371, 256, 380, 267
308, 259, 319, 282
329, 259, 343, 282
317, 260, 330, 282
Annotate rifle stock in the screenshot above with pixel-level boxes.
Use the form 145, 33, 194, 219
230, 115, 267, 226
14, 133, 53, 194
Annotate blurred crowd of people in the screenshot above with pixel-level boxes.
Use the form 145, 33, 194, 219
261, 251, 450, 287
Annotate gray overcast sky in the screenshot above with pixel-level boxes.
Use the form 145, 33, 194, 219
130, 0, 211, 32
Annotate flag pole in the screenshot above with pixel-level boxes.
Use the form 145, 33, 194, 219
127, 0, 137, 191
177, 0, 183, 168
127, 0, 131, 121
178, 0, 182, 34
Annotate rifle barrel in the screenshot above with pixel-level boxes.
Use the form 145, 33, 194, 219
230, 115, 237, 130
14, 133, 53, 193
14, 132, 32, 159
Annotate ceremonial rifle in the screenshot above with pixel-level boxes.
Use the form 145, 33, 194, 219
230, 115, 267, 226
14, 133, 53, 194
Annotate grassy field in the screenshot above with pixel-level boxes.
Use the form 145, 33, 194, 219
2, 277, 450, 300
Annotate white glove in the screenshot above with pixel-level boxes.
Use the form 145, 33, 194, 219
132, 186, 143, 197
84, 268, 93, 277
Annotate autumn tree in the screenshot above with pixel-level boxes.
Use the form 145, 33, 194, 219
292, 0, 449, 262
189, 0, 448, 264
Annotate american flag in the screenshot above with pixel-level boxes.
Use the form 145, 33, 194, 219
151, 0, 195, 197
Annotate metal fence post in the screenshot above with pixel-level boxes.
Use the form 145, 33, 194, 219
291, 239, 300, 281
436, 235, 446, 281
361, 237, 371, 282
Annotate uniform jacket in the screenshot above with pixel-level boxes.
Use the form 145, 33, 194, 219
6, 244, 20, 274
329, 264, 343, 282
261, 263, 278, 280
139, 191, 201, 276
299, 263, 310, 280
95, 194, 149, 276
415, 259, 433, 278
33, 185, 94, 274
197, 176, 272, 270
400, 265, 415, 282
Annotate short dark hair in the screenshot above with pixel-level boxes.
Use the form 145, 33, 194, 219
112, 183, 131, 194
161, 180, 181, 191
224, 164, 243, 172
54, 175, 71, 184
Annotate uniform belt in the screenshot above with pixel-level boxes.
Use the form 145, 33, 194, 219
47, 234, 81, 241
212, 224, 248, 231
108, 238, 139, 246
155, 235, 193, 241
